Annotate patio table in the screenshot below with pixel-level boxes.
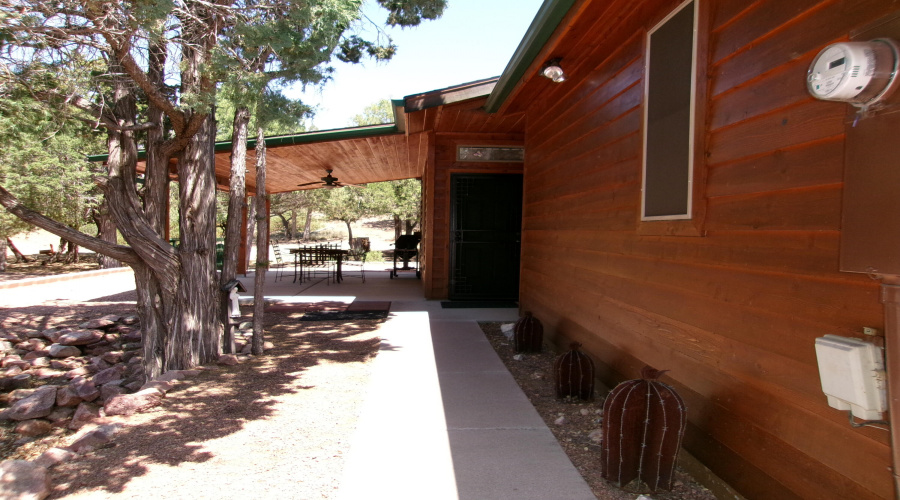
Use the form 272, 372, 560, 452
290, 247, 347, 284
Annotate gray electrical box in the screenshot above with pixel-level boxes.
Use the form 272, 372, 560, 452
840, 12, 900, 276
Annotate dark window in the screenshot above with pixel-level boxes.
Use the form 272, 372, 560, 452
642, 0, 697, 220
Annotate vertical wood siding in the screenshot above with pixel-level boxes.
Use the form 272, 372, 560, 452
517, 0, 895, 497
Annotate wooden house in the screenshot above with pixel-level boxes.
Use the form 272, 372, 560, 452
210, 0, 900, 497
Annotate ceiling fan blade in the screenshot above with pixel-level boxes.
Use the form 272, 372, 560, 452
297, 181, 321, 187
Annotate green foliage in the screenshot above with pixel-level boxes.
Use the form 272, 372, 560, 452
323, 184, 390, 226
377, 0, 447, 27
0, 78, 104, 239
350, 99, 394, 127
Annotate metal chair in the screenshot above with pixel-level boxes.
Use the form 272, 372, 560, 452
270, 243, 288, 282
342, 248, 367, 283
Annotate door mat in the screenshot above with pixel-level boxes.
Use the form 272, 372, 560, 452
346, 301, 392, 312
264, 301, 346, 313
298, 310, 390, 321
440, 301, 518, 309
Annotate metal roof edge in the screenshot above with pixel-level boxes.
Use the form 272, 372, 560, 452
483, 0, 577, 114
403, 77, 500, 112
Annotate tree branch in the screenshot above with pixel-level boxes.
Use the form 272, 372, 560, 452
0, 185, 139, 265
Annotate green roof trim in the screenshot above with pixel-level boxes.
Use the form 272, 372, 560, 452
483, 0, 577, 113
87, 123, 399, 163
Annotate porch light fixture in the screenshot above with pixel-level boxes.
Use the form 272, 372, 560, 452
541, 58, 566, 83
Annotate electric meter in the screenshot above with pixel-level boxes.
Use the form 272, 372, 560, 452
807, 39, 899, 106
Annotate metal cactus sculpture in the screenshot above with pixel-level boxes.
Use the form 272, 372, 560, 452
513, 312, 543, 353
553, 342, 595, 400
601, 366, 687, 492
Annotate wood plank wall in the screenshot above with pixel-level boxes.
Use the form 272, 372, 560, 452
517, 0, 895, 498
422, 132, 524, 299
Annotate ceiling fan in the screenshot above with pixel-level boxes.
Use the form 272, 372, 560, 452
297, 169, 357, 189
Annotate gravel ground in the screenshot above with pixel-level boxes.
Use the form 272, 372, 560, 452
0, 301, 382, 499
479, 322, 718, 500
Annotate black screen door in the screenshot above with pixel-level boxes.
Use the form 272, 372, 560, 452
449, 174, 523, 300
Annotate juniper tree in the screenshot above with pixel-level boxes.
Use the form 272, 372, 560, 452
0, 0, 446, 376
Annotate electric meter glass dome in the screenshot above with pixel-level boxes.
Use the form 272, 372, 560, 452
807, 40, 898, 105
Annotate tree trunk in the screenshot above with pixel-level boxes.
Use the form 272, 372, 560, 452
393, 214, 401, 241
303, 208, 312, 240
405, 219, 415, 235
276, 213, 291, 240
64, 242, 79, 264
169, 111, 220, 369
244, 196, 256, 275
94, 197, 121, 268
5, 238, 32, 263
290, 212, 297, 242
252, 126, 267, 356
221, 105, 250, 355
0, 238, 7, 271
345, 220, 354, 248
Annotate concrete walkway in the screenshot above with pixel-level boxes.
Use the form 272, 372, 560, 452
237, 268, 595, 499
1, 265, 595, 499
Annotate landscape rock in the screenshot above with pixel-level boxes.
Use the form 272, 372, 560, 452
57, 330, 104, 346
100, 384, 125, 402
121, 315, 139, 325
31, 369, 62, 380
27, 358, 50, 368
65, 366, 94, 379
123, 329, 142, 342
92, 365, 126, 386
25, 340, 46, 351
0, 374, 31, 392
46, 407, 75, 424
0, 459, 51, 500
2, 386, 57, 421
14, 419, 52, 437
68, 423, 122, 453
156, 371, 184, 382
55, 386, 83, 407
68, 403, 102, 430
48, 344, 81, 358
41, 328, 66, 343
24, 331, 44, 340
122, 380, 143, 393
0, 341, 13, 352
22, 351, 48, 361
78, 315, 120, 330
218, 354, 240, 366
588, 429, 603, 443
140, 380, 174, 394
69, 376, 99, 402
100, 351, 124, 364
104, 389, 163, 416
2, 356, 28, 369
34, 448, 75, 468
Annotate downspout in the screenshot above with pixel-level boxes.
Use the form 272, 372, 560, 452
881, 276, 900, 499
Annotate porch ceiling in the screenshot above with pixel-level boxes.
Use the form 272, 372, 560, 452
225, 126, 428, 195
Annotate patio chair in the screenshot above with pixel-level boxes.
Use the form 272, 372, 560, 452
270, 243, 288, 282
342, 248, 367, 283
297, 244, 334, 285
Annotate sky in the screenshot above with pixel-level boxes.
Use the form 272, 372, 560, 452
284, 0, 545, 131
